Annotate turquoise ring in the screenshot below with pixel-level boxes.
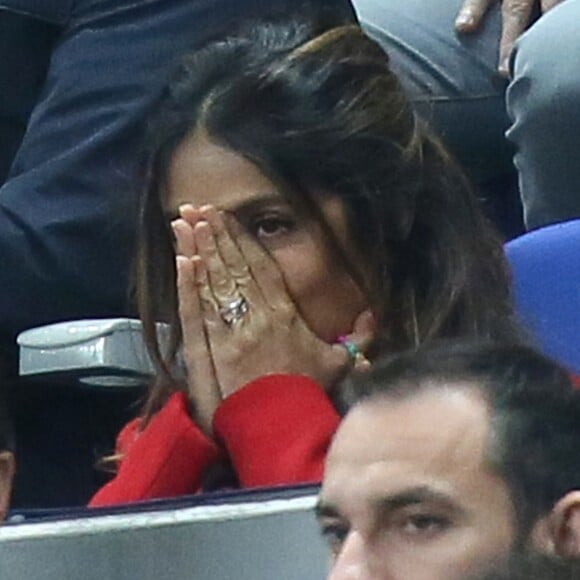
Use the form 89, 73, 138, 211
337, 336, 361, 363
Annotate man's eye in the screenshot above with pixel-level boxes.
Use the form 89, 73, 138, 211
401, 514, 450, 536
320, 524, 349, 555
251, 216, 294, 238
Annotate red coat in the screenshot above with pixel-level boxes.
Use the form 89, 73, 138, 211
90, 370, 580, 507
89, 374, 340, 506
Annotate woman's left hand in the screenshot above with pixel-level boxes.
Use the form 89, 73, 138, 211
179, 205, 375, 399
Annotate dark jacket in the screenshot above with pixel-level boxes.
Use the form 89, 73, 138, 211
0, 0, 356, 356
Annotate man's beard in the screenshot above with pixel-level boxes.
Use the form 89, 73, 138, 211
465, 550, 580, 580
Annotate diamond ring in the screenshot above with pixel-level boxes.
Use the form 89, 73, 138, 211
219, 296, 249, 326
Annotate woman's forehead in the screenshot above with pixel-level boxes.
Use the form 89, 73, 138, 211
162, 130, 353, 247
165, 131, 281, 213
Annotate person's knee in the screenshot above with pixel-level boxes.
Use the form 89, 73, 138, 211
506, 0, 580, 229
510, 0, 580, 124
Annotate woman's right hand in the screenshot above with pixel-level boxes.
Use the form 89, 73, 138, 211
172, 205, 222, 437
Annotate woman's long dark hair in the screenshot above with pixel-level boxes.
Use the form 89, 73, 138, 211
136, 12, 521, 418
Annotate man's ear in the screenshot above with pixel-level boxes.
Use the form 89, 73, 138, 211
0, 450, 15, 522
530, 491, 580, 557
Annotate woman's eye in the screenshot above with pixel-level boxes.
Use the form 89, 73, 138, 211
251, 216, 294, 238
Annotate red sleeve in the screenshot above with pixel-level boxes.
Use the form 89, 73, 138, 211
571, 374, 580, 389
213, 374, 340, 488
89, 392, 221, 507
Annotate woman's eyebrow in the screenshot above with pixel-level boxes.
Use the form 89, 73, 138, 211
225, 192, 286, 216
165, 192, 285, 221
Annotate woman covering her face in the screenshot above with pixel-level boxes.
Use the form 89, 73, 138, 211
90, 12, 521, 506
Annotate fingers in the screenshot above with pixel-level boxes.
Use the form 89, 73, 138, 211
176, 256, 215, 381
175, 256, 200, 334
173, 205, 268, 338
190, 250, 224, 328
172, 219, 196, 258
175, 204, 293, 322
455, 0, 495, 33
173, 207, 226, 329
225, 214, 294, 313
171, 204, 202, 258
176, 255, 220, 433
347, 309, 377, 355
200, 207, 251, 281
179, 203, 202, 228
541, 0, 563, 12
175, 206, 264, 315
333, 309, 376, 371
172, 205, 204, 257
455, 0, 537, 76
193, 220, 240, 306
198, 206, 265, 307
498, 0, 535, 76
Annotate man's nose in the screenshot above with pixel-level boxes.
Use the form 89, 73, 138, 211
327, 531, 376, 580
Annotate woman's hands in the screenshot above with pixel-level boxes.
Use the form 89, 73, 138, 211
172, 204, 375, 430
172, 210, 221, 437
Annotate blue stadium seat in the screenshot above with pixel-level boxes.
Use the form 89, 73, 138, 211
505, 219, 580, 374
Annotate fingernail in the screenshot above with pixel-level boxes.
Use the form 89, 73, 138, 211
498, 58, 510, 77
170, 220, 182, 236
359, 309, 377, 329
455, 13, 474, 29
193, 219, 209, 230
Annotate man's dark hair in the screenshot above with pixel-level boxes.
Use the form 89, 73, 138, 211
338, 341, 580, 532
